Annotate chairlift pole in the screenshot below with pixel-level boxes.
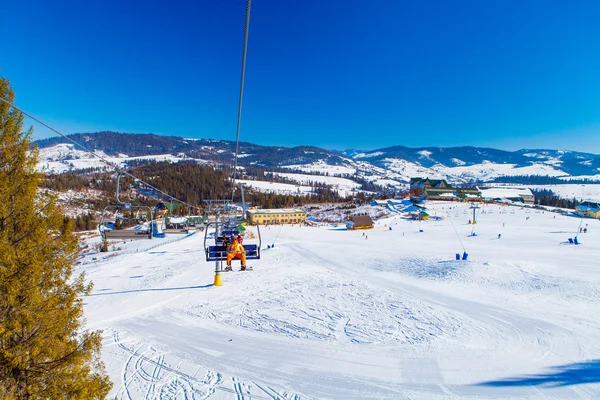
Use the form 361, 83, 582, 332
470, 204, 480, 225
240, 183, 247, 217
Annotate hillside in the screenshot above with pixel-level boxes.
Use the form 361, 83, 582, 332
34, 132, 600, 186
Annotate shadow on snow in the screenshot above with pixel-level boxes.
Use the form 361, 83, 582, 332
477, 360, 600, 388
88, 284, 213, 296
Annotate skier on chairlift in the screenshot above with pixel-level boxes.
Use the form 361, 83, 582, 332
226, 238, 247, 271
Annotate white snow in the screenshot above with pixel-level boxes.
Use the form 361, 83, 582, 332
433, 162, 568, 183
79, 202, 600, 399
274, 172, 361, 197
352, 151, 385, 159
418, 150, 433, 158
237, 179, 314, 196
530, 184, 600, 201
381, 157, 441, 181
282, 160, 357, 176
560, 175, 600, 182
36, 144, 207, 173
479, 186, 534, 200
488, 183, 600, 202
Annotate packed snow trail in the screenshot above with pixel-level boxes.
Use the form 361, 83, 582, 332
81, 202, 600, 399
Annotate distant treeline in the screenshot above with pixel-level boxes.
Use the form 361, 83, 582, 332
44, 161, 352, 222
530, 188, 581, 209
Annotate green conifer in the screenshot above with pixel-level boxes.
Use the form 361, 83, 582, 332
0, 77, 112, 398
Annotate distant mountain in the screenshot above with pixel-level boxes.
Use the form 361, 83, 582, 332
35, 131, 344, 167
34, 132, 600, 185
344, 145, 600, 176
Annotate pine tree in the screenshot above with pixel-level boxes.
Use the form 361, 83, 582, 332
0, 78, 112, 398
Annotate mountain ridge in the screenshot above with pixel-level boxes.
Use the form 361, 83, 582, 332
34, 132, 600, 184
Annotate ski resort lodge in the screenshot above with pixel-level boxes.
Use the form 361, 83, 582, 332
246, 208, 307, 225
346, 215, 375, 230
409, 178, 481, 201
576, 201, 600, 219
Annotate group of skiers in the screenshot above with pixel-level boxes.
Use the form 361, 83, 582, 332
222, 233, 247, 271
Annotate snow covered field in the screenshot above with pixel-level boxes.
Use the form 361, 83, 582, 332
238, 174, 362, 198
79, 203, 600, 399
529, 184, 600, 202
237, 179, 314, 196
274, 173, 362, 197
36, 143, 207, 173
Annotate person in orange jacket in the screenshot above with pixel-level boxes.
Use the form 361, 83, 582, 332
226, 238, 247, 270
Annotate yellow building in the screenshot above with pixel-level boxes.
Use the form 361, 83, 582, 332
576, 201, 600, 219
247, 208, 307, 225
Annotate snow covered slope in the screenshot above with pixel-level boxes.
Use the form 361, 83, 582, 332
36, 143, 207, 173
36, 133, 600, 183
80, 203, 600, 399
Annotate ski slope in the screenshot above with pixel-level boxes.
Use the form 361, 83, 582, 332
79, 203, 600, 399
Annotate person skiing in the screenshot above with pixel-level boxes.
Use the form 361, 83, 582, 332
226, 238, 247, 271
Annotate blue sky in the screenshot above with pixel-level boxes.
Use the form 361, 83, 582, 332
2, 0, 600, 152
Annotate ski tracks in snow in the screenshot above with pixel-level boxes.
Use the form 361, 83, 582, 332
113, 330, 309, 400
113, 330, 223, 399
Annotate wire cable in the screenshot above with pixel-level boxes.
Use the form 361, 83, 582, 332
0, 96, 201, 212
272, 223, 284, 246
231, 0, 252, 200
0, 96, 116, 167
447, 211, 466, 253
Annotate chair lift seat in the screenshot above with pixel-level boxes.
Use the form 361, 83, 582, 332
205, 244, 260, 262
104, 229, 152, 240
164, 227, 190, 234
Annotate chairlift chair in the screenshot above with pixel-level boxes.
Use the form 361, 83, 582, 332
203, 219, 261, 262
99, 205, 153, 240
98, 171, 154, 240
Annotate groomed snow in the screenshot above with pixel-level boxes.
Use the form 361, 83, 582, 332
80, 203, 600, 399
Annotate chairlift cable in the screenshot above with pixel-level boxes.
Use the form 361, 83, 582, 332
0, 96, 200, 212
272, 223, 284, 246
0, 96, 115, 166
231, 0, 252, 201
447, 212, 466, 253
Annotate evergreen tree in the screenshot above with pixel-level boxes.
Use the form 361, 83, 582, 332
0, 78, 112, 398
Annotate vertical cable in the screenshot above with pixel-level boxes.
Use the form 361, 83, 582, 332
232, 0, 252, 200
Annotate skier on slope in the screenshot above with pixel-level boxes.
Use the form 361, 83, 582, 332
226, 238, 247, 271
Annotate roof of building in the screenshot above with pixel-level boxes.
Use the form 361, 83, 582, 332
247, 208, 305, 215
479, 187, 534, 200
577, 201, 600, 211
411, 177, 454, 189
348, 215, 374, 225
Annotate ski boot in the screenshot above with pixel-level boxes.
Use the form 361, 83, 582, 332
224, 265, 233, 272
240, 265, 247, 271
